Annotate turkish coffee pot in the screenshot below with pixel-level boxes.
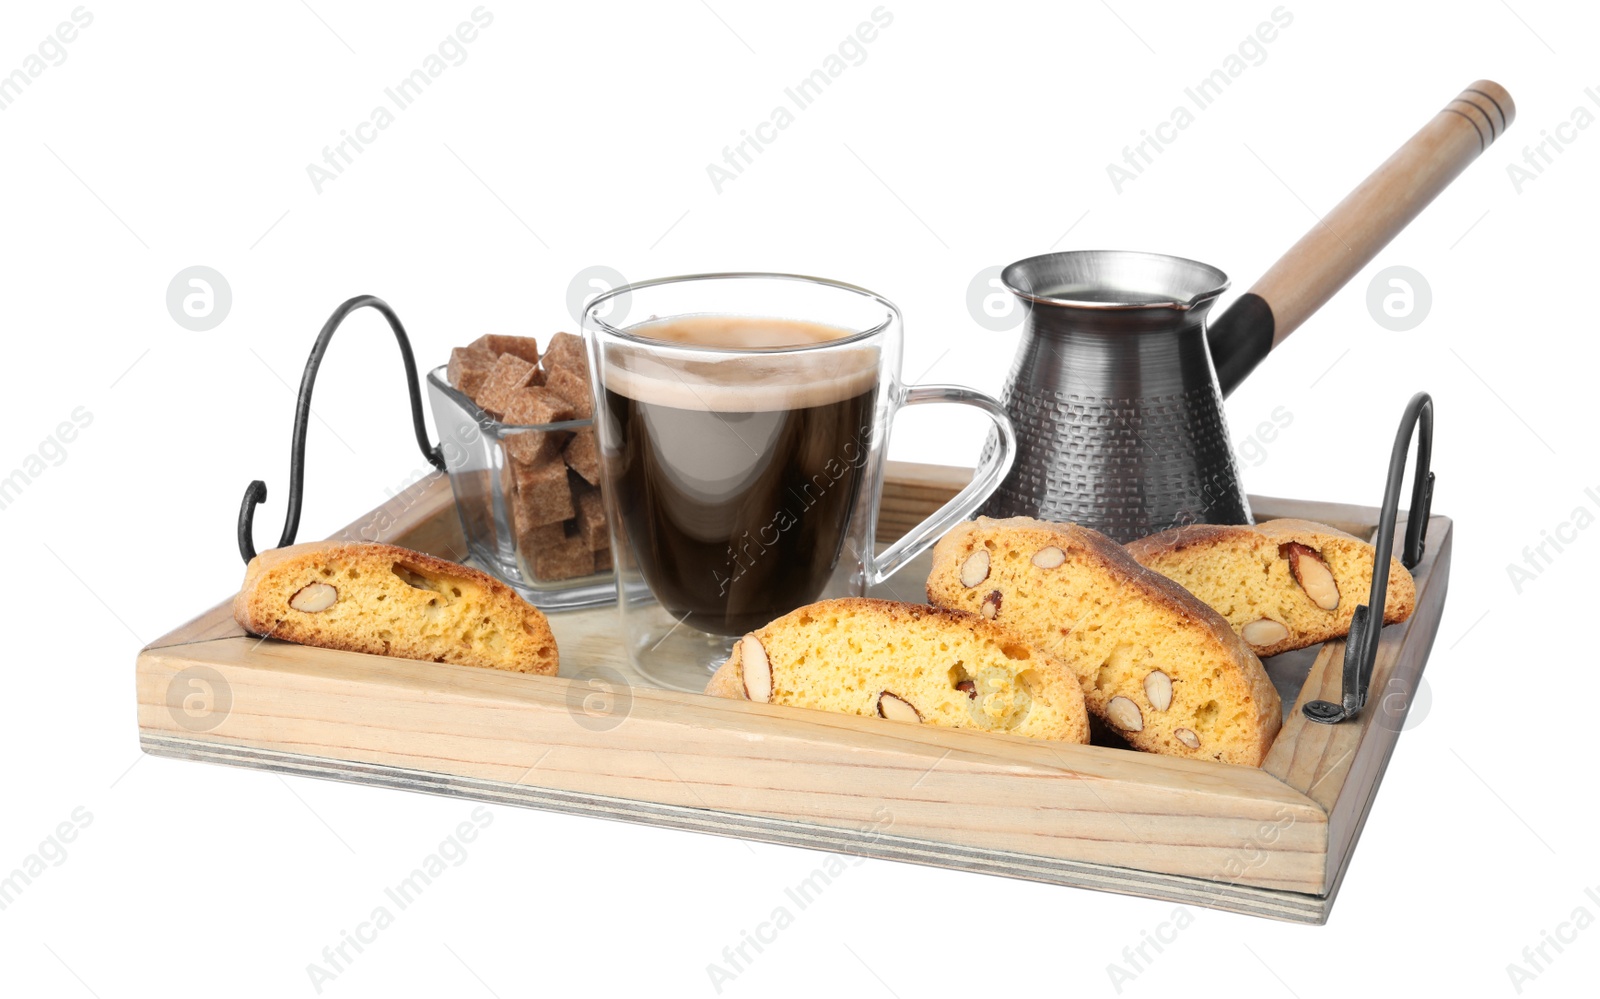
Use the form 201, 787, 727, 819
982, 80, 1512, 541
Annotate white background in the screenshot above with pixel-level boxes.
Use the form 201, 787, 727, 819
1, 0, 1594, 996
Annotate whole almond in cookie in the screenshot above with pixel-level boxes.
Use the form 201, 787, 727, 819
1282, 542, 1341, 610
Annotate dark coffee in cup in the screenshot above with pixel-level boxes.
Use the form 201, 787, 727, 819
602, 315, 879, 635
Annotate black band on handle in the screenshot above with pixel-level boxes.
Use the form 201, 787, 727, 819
1206, 292, 1276, 397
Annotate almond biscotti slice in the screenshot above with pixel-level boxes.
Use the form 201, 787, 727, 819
1125, 518, 1415, 658
234, 541, 558, 675
704, 598, 1089, 744
927, 518, 1281, 766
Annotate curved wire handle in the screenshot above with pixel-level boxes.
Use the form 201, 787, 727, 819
1303, 392, 1434, 724
237, 295, 445, 562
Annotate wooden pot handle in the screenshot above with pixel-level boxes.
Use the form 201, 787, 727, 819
1209, 80, 1514, 395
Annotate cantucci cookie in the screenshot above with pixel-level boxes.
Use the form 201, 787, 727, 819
234, 541, 558, 675
927, 518, 1281, 767
1125, 518, 1416, 658
703, 598, 1090, 744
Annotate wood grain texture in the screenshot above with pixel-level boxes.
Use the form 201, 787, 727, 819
135, 461, 1450, 921
136, 629, 1327, 888
138, 732, 1331, 922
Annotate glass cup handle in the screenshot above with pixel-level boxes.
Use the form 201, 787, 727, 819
866, 384, 1016, 586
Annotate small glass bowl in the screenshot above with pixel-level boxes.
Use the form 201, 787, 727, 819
425, 366, 616, 611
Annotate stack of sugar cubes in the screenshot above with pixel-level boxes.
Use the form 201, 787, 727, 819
447, 333, 609, 581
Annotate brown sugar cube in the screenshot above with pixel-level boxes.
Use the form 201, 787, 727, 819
543, 366, 595, 419
574, 486, 609, 551
503, 428, 569, 467
501, 386, 575, 426
594, 548, 614, 573
515, 520, 566, 554
474, 353, 538, 418
448, 347, 497, 398
532, 529, 595, 581
470, 334, 542, 367
512, 459, 575, 528
500, 387, 577, 466
564, 427, 601, 485
541, 331, 588, 377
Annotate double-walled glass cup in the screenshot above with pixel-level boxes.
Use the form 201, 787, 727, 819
585, 273, 1016, 692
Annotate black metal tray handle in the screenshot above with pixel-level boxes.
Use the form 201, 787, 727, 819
237, 295, 444, 563
1303, 392, 1434, 724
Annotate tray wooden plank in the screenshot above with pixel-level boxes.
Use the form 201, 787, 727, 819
136, 462, 1449, 922
135, 636, 1327, 884
136, 734, 1327, 921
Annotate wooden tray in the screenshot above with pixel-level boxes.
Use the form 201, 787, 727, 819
135, 463, 1450, 923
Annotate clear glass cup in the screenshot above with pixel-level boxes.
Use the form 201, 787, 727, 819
584, 273, 1017, 691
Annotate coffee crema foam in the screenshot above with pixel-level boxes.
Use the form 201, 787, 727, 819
605, 314, 880, 412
